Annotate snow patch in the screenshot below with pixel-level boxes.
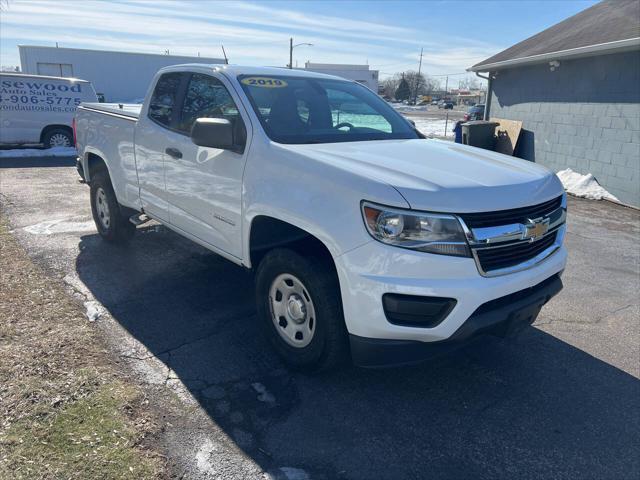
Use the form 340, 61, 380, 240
393, 104, 429, 113
63, 274, 105, 321
0, 146, 77, 158
83, 300, 105, 321
195, 438, 219, 475
557, 168, 620, 202
23, 218, 95, 235
410, 118, 454, 137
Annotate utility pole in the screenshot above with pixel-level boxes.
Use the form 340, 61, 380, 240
289, 37, 293, 69
444, 75, 449, 98
288, 38, 313, 69
413, 47, 424, 104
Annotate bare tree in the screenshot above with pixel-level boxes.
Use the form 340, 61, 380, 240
457, 75, 483, 91
380, 77, 400, 98
381, 71, 443, 100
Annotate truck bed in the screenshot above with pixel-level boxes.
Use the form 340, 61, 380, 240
79, 102, 141, 120
75, 102, 141, 209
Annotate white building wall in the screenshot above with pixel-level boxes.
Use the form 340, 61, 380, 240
303, 63, 379, 92
19, 46, 225, 102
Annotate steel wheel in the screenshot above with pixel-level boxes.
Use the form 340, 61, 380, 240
48, 133, 71, 147
95, 187, 111, 230
269, 273, 316, 348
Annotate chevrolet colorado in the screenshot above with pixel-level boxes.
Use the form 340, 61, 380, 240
75, 64, 566, 370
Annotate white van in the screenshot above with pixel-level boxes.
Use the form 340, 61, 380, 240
0, 72, 98, 147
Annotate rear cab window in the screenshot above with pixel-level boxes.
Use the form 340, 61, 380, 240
148, 72, 184, 127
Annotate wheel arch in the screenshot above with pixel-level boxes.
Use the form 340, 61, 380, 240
246, 214, 338, 272
82, 148, 111, 184
40, 124, 73, 144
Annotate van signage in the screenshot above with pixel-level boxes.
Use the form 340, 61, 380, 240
1, 80, 83, 93
0, 79, 85, 114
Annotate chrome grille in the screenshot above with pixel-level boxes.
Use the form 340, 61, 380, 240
474, 231, 558, 273
458, 196, 563, 228
459, 195, 566, 277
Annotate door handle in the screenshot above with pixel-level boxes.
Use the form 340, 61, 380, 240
165, 147, 182, 159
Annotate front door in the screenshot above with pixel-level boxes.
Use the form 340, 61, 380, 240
134, 71, 188, 222
163, 72, 250, 259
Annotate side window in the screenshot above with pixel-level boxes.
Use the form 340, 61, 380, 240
148, 72, 183, 127
178, 74, 243, 134
326, 88, 392, 133
296, 98, 310, 124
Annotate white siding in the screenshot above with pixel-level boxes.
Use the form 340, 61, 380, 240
303, 63, 379, 92
19, 46, 225, 102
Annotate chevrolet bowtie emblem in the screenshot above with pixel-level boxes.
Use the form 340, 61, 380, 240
522, 217, 550, 242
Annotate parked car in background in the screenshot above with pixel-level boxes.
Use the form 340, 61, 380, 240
464, 104, 485, 121
0, 72, 98, 147
75, 64, 566, 371
439, 100, 454, 110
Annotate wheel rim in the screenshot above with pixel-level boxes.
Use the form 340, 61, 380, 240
49, 133, 71, 147
269, 273, 316, 348
95, 187, 111, 230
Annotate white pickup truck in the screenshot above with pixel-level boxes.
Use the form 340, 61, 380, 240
75, 64, 567, 370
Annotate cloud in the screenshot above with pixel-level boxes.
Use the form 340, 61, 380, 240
0, 0, 501, 76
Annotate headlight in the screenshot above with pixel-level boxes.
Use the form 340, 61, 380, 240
362, 202, 470, 257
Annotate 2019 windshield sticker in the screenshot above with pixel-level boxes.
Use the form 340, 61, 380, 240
241, 77, 288, 88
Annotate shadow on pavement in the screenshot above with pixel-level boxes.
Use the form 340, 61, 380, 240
0, 156, 76, 169
76, 226, 640, 479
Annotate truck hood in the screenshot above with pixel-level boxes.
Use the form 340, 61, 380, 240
282, 139, 563, 213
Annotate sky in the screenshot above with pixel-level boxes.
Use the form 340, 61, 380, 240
1, 0, 598, 82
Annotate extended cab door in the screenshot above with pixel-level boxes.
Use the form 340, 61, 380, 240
134, 72, 188, 221
163, 71, 250, 259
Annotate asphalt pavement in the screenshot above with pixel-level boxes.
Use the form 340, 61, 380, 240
1, 153, 638, 479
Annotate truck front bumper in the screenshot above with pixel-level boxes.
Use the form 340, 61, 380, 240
349, 273, 562, 367
334, 231, 567, 367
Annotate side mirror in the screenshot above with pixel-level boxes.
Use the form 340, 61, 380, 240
190, 118, 234, 150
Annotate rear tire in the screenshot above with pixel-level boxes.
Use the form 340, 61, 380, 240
90, 170, 136, 244
43, 128, 73, 148
255, 248, 349, 372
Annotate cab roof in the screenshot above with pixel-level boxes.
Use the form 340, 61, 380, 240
158, 64, 349, 82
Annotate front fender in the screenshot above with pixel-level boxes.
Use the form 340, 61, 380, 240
241, 141, 410, 267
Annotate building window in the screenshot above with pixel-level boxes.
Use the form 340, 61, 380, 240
37, 63, 73, 77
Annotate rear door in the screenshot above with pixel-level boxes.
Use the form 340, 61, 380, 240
163, 71, 250, 259
134, 72, 189, 222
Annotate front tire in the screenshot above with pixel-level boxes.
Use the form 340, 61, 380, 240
255, 248, 349, 372
90, 170, 136, 244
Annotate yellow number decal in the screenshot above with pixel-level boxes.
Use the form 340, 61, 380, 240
241, 77, 288, 88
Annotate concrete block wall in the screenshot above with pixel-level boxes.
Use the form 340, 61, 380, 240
488, 50, 640, 206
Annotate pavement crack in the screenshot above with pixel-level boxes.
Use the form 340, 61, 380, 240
155, 330, 222, 358
597, 304, 635, 322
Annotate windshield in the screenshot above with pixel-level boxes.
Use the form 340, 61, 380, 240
238, 75, 420, 144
